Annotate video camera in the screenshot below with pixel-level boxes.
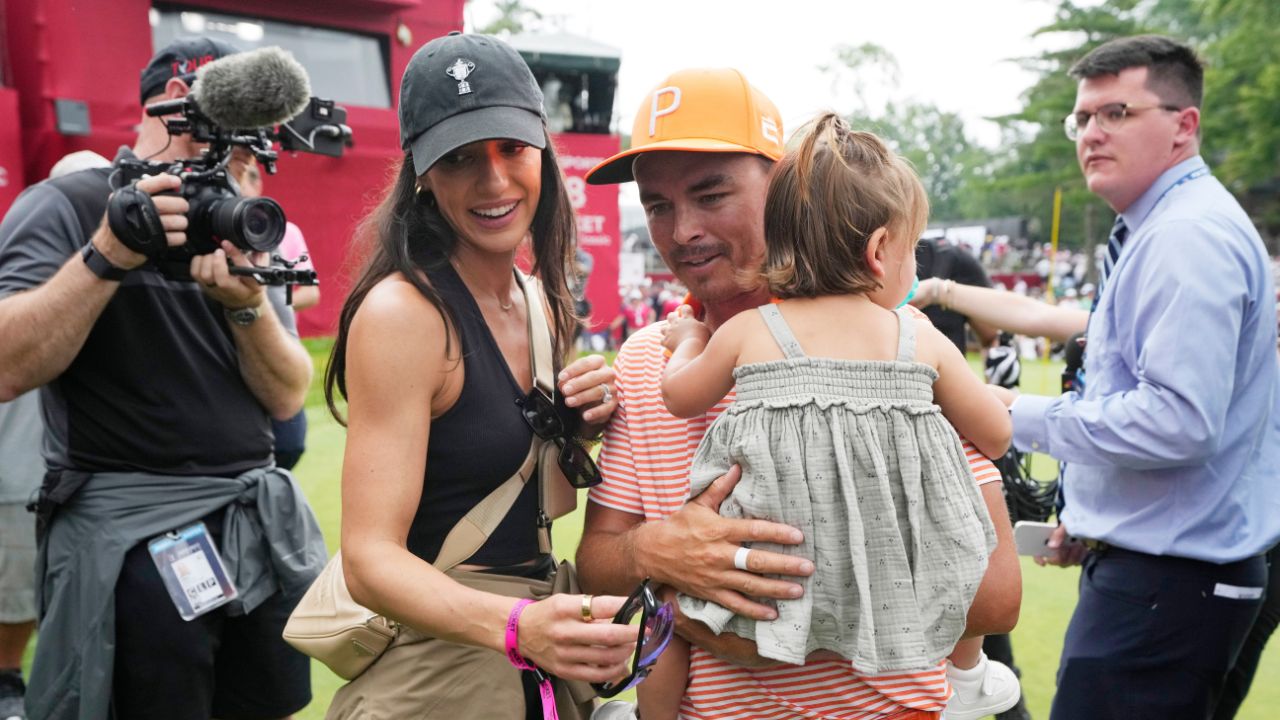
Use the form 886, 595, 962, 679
107, 47, 353, 291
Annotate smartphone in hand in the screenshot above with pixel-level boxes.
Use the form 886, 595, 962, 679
1014, 520, 1081, 558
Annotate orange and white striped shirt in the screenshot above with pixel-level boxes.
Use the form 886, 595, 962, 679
590, 313, 1001, 720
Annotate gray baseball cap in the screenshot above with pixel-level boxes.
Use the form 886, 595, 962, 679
399, 32, 546, 176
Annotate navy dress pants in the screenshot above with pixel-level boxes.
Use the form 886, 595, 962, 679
1051, 547, 1266, 720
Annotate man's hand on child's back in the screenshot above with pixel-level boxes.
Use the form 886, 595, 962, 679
635, 466, 815, 621
659, 585, 784, 669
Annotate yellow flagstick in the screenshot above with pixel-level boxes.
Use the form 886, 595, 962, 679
1043, 186, 1063, 366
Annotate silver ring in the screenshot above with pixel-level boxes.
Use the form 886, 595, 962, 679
733, 546, 752, 571
599, 384, 613, 405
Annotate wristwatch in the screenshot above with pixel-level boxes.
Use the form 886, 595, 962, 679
80, 242, 129, 281
223, 304, 263, 327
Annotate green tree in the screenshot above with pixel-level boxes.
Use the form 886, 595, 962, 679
477, 0, 543, 36
823, 43, 991, 223
821, 42, 901, 115
1201, 0, 1280, 239
978, 0, 1156, 249
848, 102, 993, 222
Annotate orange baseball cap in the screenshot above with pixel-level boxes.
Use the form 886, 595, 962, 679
585, 68, 784, 185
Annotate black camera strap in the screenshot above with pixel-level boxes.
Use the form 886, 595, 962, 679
106, 183, 167, 257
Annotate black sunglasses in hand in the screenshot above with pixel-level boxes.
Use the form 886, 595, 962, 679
592, 579, 676, 698
516, 386, 602, 489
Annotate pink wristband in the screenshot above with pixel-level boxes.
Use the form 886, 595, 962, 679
504, 599, 559, 720
505, 598, 535, 669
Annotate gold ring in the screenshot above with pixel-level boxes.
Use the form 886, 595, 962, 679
581, 594, 594, 622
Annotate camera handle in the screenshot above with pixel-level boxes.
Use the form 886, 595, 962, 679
106, 183, 167, 257
151, 254, 316, 305
228, 254, 318, 305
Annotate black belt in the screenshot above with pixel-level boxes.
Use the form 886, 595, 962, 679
1081, 540, 1265, 570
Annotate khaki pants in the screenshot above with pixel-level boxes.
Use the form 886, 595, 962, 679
326, 566, 596, 720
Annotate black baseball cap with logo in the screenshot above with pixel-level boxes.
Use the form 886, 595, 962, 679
399, 31, 546, 176
139, 36, 241, 105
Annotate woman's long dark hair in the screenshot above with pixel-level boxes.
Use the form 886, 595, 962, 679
324, 131, 580, 424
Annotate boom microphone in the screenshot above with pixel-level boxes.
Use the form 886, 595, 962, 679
191, 46, 311, 129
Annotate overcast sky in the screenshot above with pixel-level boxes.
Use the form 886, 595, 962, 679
465, 0, 1077, 149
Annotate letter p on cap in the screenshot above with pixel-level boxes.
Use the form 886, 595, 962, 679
650, 86, 681, 137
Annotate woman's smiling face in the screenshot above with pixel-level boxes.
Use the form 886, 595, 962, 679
420, 138, 543, 256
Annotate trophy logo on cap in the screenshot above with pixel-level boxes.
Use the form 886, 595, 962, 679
446, 58, 476, 95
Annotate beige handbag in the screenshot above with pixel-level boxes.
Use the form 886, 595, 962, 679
283, 270, 581, 680
280, 550, 398, 680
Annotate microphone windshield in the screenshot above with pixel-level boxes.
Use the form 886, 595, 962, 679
192, 47, 311, 129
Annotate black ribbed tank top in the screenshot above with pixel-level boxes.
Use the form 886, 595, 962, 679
405, 262, 541, 566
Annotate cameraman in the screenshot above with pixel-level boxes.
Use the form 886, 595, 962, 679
0, 37, 323, 720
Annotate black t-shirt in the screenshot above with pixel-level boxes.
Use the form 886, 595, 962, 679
916, 239, 993, 352
0, 155, 296, 476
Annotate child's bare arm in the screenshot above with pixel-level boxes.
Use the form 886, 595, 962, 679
661, 309, 740, 418
636, 633, 689, 720
924, 322, 1012, 459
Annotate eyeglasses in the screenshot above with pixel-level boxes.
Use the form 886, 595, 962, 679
516, 387, 602, 489
1063, 102, 1182, 141
592, 579, 676, 698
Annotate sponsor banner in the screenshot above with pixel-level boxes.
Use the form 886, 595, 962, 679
554, 132, 620, 333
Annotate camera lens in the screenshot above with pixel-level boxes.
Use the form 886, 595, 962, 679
211, 197, 286, 253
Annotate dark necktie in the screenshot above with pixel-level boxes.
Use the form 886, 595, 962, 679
1093, 216, 1128, 310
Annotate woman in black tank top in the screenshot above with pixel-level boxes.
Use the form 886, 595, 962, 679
322, 32, 634, 719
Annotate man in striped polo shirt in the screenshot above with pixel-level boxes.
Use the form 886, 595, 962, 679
578, 69, 1022, 720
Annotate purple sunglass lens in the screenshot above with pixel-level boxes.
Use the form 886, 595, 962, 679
638, 602, 675, 665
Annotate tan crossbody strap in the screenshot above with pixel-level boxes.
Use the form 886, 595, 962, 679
432, 270, 554, 573
522, 272, 556, 396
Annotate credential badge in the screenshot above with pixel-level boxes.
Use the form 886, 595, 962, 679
446, 58, 476, 95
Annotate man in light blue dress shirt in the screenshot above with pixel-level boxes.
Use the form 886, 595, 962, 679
1006, 35, 1280, 719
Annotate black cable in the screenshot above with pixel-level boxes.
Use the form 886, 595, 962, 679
995, 448, 1058, 523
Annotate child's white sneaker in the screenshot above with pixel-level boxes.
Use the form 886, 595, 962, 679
942, 652, 1021, 720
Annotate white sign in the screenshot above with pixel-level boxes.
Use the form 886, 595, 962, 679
618, 252, 646, 288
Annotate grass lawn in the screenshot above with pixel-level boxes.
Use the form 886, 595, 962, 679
28, 338, 1276, 719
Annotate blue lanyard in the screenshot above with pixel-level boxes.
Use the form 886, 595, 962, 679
1145, 165, 1210, 216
